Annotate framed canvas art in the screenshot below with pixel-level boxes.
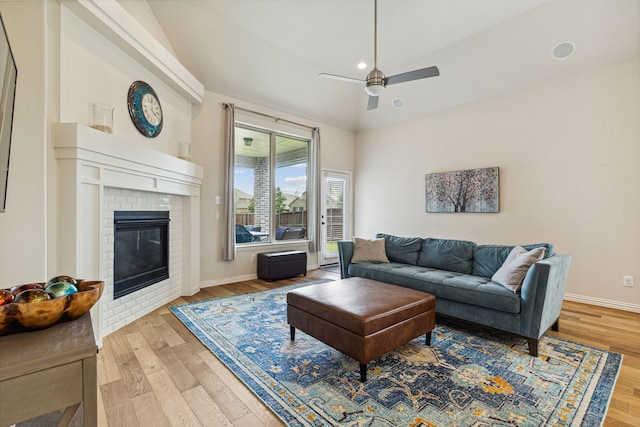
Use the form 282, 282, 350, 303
0, 13, 17, 213
426, 167, 499, 213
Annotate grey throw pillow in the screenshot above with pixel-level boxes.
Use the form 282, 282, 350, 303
492, 246, 545, 292
351, 237, 390, 263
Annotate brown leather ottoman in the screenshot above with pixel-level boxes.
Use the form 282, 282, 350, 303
287, 277, 436, 382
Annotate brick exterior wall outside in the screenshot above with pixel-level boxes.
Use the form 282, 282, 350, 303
253, 157, 270, 232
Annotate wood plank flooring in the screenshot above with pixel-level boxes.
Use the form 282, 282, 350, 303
94, 269, 640, 427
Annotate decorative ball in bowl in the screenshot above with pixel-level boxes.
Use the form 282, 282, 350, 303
0, 277, 104, 336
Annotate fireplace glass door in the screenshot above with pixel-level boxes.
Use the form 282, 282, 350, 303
114, 211, 170, 299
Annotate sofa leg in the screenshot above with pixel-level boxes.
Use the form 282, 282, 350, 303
359, 363, 367, 382
551, 318, 560, 332
527, 338, 539, 357
426, 331, 432, 346
290, 325, 296, 341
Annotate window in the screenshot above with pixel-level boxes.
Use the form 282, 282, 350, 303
234, 124, 310, 244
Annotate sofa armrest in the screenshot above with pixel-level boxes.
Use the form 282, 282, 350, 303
337, 240, 354, 279
519, 253, 572, 339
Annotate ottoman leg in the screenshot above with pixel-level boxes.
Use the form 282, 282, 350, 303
426, 331, 432, 346
359, 363, 367, 382
290, 325, 296, 341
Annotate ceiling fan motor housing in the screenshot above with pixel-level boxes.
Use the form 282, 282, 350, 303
365, 68, 386, 96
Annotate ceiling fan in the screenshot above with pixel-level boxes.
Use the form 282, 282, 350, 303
319, 0, 440, 111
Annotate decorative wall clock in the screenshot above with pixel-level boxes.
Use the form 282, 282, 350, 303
127, 81, 163, 138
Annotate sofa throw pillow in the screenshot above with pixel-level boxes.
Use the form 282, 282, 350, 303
351, 237, 390, 264
376, 233, 423, 265
492, 246, 546, 292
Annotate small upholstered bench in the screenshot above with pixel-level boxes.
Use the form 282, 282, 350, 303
287, 277, 436, 381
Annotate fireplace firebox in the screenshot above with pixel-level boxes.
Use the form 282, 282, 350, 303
114, 211, 170, 299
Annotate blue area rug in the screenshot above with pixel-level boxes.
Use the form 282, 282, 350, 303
170, 281, 622, 426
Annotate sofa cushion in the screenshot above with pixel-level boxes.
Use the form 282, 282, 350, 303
376, 233, 423, 265
347, 262, 520, 314
418, 238, 476, 274
351, 237, 390, 263
491, 246, 546, 292
473, 243, 554, 278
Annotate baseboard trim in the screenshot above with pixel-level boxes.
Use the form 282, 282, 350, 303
200, 274, 256, 288
564, 292, 640, 313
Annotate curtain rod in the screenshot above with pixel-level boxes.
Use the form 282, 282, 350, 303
231, 104, 316, 131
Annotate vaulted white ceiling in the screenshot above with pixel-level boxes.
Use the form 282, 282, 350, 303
147, 0, 640, 131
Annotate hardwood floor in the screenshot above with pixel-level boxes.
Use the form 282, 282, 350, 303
95, 269, 640, 427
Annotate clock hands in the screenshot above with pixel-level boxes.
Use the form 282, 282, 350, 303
141, 95, 161, 125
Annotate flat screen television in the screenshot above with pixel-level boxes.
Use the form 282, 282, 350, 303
0, 12, 17, 213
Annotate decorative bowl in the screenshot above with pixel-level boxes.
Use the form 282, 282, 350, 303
0, 280, 104, 336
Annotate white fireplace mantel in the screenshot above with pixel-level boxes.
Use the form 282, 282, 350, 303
54, 123, 203, 194
54, 123, 203, 342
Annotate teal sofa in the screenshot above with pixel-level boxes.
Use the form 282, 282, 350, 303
338, 234, 571, 356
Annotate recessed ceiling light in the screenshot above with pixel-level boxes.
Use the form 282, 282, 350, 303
357, 61, 368, 70
551, 41, 576, 60
392, 98, 404, 109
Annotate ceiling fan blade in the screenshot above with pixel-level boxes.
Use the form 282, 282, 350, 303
318, 73, 364, 85
367, 95, 379, 111
384, 66, 440, 86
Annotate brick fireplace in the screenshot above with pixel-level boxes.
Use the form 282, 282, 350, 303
103, 193, 179, 334
54, 123, 203, 344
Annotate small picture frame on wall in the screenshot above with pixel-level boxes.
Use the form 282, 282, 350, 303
425, 167, 499, 213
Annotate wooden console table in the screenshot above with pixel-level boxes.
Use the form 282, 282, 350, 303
0, 313, 97, 426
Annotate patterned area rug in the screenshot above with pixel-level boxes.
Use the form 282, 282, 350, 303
170, 281, 622, 426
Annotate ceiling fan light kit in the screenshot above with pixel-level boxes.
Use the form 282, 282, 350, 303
365, 68, 385, 96
319, 0, 440, 110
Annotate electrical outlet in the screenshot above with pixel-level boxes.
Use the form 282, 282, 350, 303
250, 254, 256, 263
623, 275, 634, 287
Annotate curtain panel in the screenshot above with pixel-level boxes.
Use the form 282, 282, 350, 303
222, 103, 236, 261
308, 127, 321, 253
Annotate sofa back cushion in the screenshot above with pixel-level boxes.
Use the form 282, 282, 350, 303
376, 233, 423, 265
473, 243, 555, 278
418, 238, 476, 274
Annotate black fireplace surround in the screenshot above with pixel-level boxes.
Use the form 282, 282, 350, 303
114, 211, 170, 299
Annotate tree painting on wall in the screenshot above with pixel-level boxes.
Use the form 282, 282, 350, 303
425, 167, 499, 213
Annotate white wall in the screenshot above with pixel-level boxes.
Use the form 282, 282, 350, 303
191, 90, 356, 285
354, 58, 640, 311
59, 7, 191, 154
0, 1, 51, 285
